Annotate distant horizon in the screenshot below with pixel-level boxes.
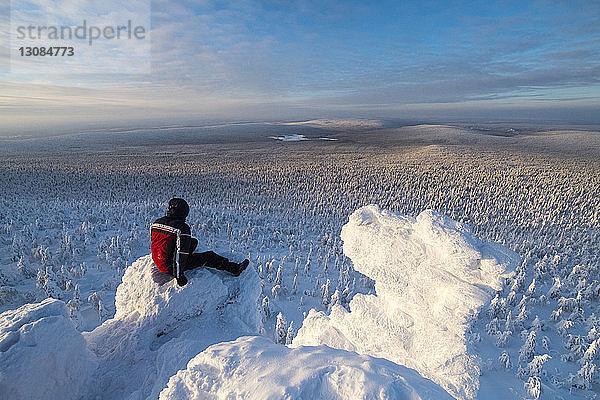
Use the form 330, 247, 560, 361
2, 112, 600, 139
1, 1, 599, 135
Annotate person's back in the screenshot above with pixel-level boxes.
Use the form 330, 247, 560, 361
150, 198, 192, 286
150, 198, 248, 286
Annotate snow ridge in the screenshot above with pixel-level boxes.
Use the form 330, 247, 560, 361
294, 205, 517, 399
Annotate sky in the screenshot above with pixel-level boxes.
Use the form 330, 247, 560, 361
1, 0, 599, 134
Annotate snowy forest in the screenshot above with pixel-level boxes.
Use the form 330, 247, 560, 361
1, 122, 599, 399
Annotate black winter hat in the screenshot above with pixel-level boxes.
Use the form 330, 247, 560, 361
167, 198, 189, 219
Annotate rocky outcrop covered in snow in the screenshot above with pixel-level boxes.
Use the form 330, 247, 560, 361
293, 205, 517, 399
84, 254, 261, 400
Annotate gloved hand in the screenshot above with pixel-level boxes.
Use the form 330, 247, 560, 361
176, 275, 188, 286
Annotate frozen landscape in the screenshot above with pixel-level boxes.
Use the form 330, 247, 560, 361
1, 120, 600, 399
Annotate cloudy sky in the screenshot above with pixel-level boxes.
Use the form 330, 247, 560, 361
1, 0, 599, 134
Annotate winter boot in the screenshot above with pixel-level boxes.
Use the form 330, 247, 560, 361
231, 259, 249, 276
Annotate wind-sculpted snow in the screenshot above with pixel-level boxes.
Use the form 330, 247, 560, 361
294, 205, 517, 399
0, 298, 97, 400
84, 254, 261, 400
159, 335, 453, 400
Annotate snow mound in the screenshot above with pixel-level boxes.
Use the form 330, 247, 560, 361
84, 254, 261, 400
294, 205, 516, 399
0, 298, 97, 400
159, 335, 453, 400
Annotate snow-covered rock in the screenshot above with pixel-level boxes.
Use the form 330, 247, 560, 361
159, 335, 453, 400
84, 254, 261, 400
0, 298, 97, 400
294, 205, 517, 399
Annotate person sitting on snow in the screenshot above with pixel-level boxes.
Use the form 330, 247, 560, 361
150, 198, 249, 286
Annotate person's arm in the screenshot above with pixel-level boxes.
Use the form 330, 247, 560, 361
175, 223, 192, 286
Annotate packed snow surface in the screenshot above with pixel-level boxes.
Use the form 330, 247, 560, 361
0, 299, 97, 400
294, 205, 517, 399
160, 335, 452, 400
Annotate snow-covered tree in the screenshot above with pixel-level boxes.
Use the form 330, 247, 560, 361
587, 327, 600, 343
541, 336, 550, 351
261, 296, 271, 321
88, 292, 103, 321
486, 318, 500, 336
274, 265, 283, 286
66, 284, 82, 321
321, 279, 331, 307
557, 319, 574, 337
576, 362, 597, 389
524, 376, 541, 399
565, 335, 587, 358
506, 290, 517, 306
505, 310, 513, 331
582, 339, 599, 364
530, 316, 544, 332
496, 330, 511, 348
514, 306, 529, 331
519, 330, 536, 363
330, 289, 341, 310
275, 312, 287, 344
285, 321, 296, 345
487, 294, 501, 318
569, 362, 598, 390
525, 279, 536, 297
499, 351, 511, 369
550, 307, 562, 322
525, 354, 551, 379
16, 257, 35, 279
291, 272, 298, 295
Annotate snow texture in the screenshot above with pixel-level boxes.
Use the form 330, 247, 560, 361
294, 205, 517, 399
159, 335, 453, 400
0, 298, 97, 400
83, 254, 261, 399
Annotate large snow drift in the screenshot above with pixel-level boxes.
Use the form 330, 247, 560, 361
0, 299, 97, 400
84, 254, 262, 400
160, 335, 453, 400
294, 206, 516, 399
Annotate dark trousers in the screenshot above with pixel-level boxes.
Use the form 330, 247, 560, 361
185, 238, 238, 274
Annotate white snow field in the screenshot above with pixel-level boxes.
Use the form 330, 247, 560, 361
160, 335, 453, 400
1, 125, 599, 399
294, 206, 517, 399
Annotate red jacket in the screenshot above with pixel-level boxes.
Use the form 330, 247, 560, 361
150, 200, 192, 280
